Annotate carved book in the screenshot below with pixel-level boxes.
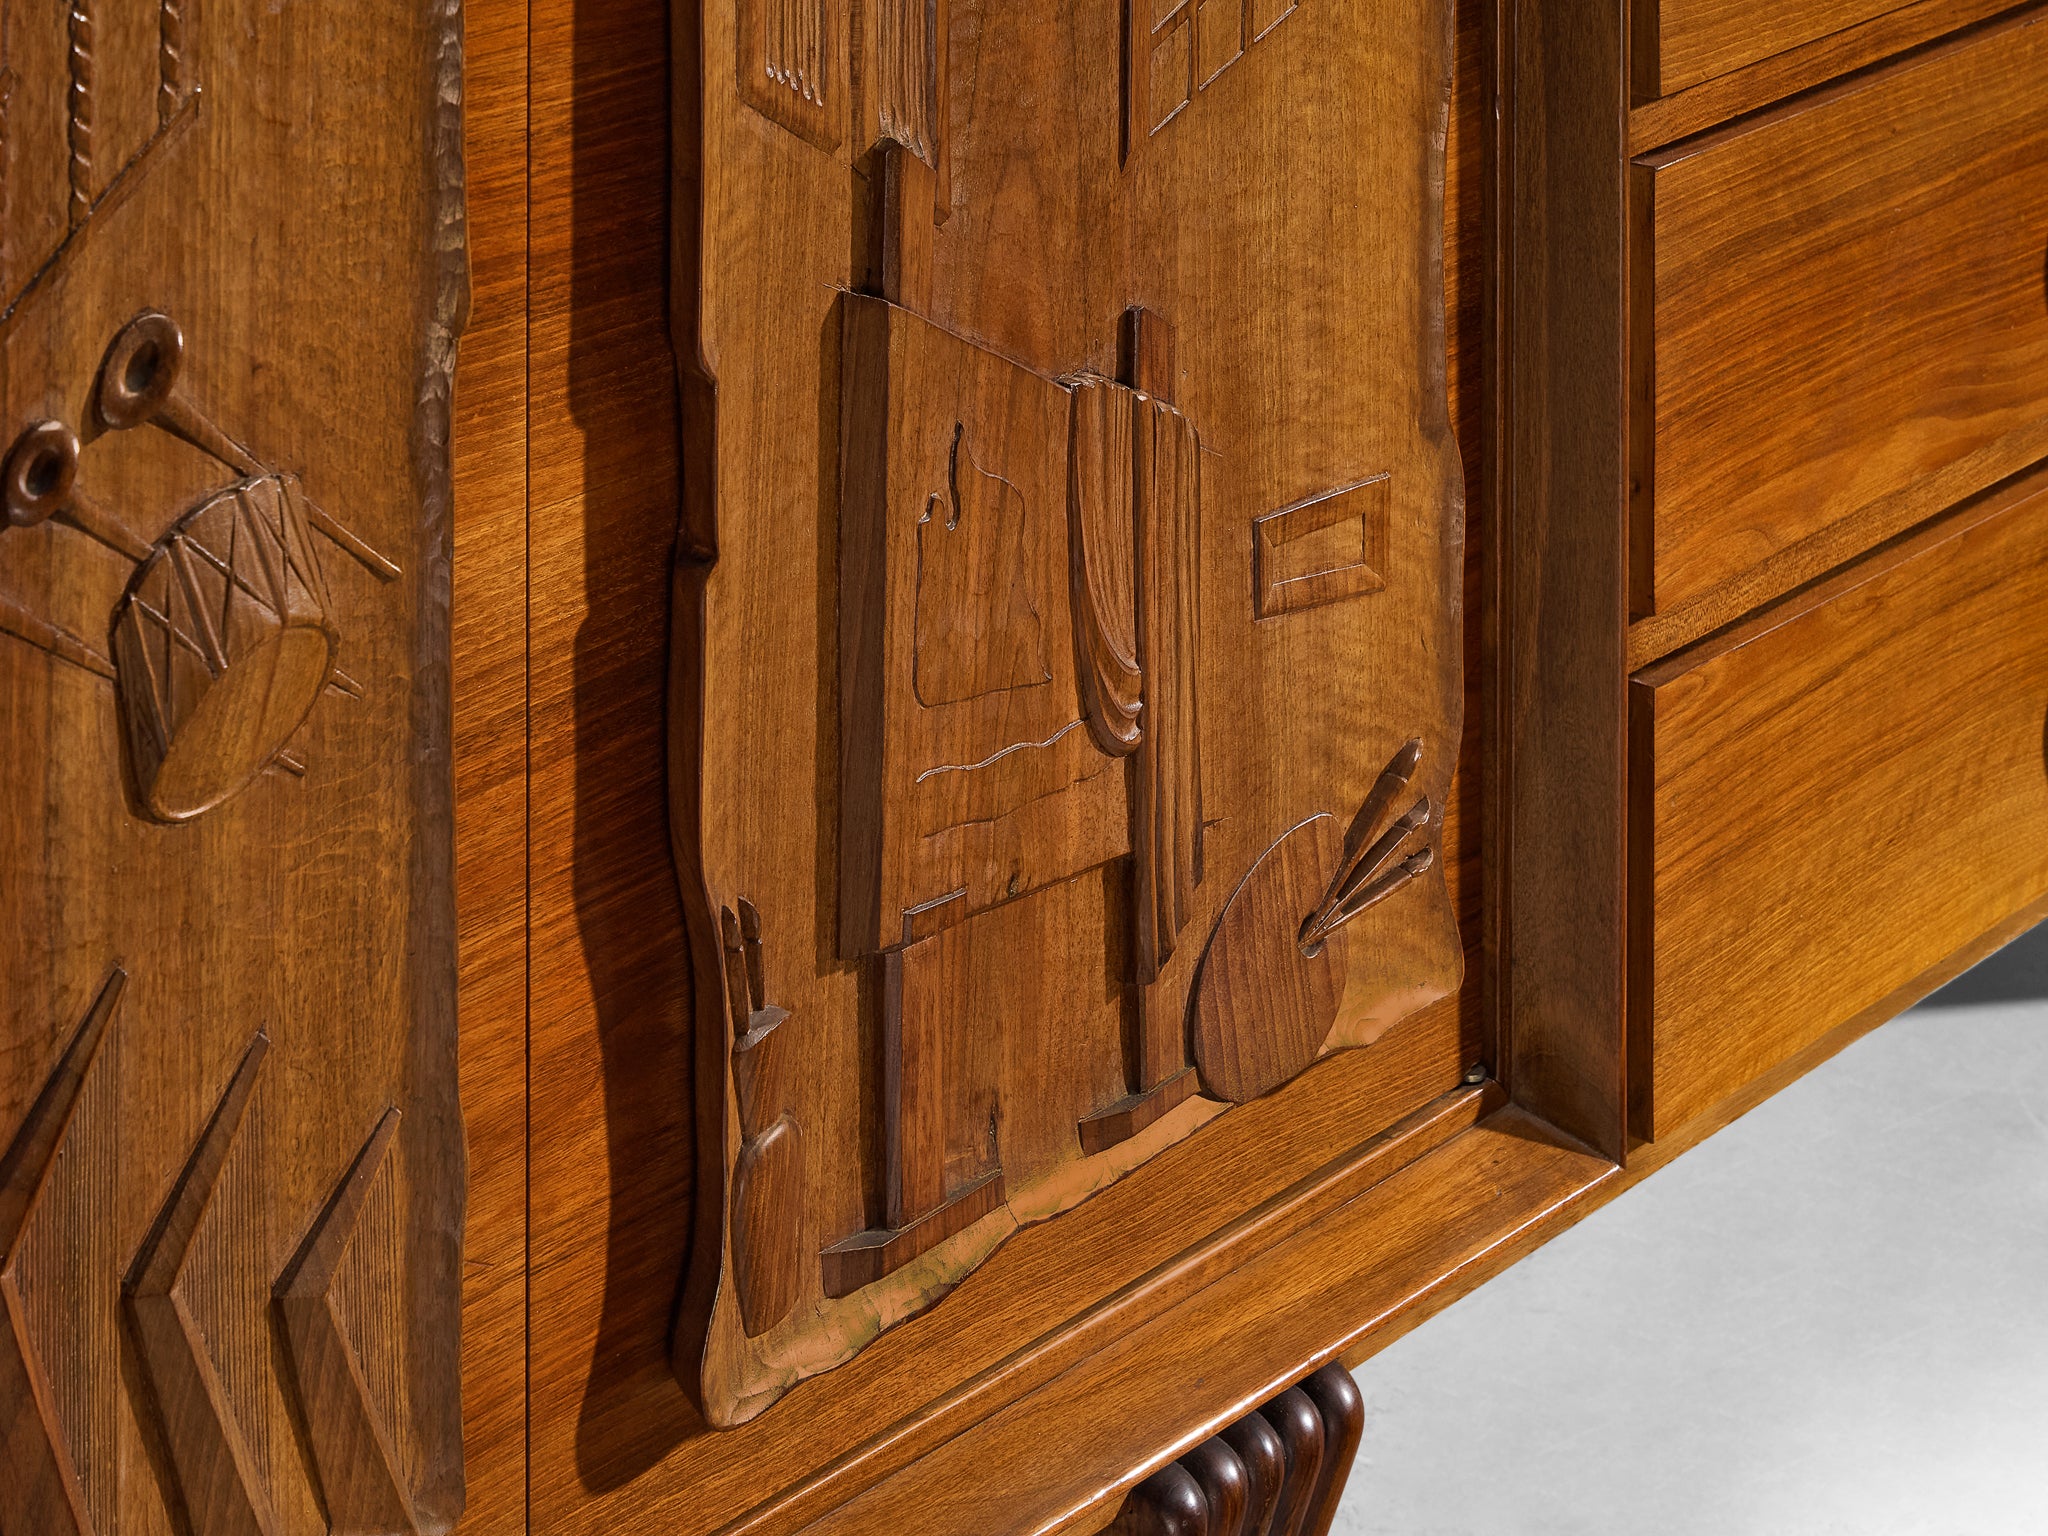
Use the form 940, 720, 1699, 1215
0, 0, 464, 1530
671, 0, 1464, 1425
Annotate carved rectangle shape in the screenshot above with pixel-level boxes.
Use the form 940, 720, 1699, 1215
736, 0, 843, 148
839, 295, 1127, 957
1636, 18, 2048, 620
1631, 478, 2048, 1141
1148, 8, 1194, 132
1195, 0, 1245, 86
1254, 475, 1389, 617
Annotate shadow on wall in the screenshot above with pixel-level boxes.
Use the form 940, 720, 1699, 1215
1922, 917, 2048, 1007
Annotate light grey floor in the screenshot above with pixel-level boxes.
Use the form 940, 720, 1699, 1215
1336, 922, 2048, 1536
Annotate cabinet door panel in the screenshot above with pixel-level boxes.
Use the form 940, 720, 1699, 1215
0, 0, 465, 1530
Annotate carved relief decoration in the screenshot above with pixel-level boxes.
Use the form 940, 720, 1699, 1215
674, 0, 1463, 1426
0, 0, 464, 1526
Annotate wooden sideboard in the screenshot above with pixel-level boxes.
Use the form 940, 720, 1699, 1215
2, 0, 2044, 1532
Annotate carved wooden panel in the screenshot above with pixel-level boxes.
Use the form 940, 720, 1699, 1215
0, 0, 463, 1524
673, 0, 1463, 1426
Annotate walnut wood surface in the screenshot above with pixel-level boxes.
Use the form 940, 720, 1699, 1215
1632, 474, 2048, 1141
1636, 9, 2048, 623
0, 967, 123, 1536
450, 0, 530, 1522
671, 0, 1468, 1428
0, 0, 466, 1527
1627, 0, 2029, 152
805, 1106, 1614, 1536
1499, 0, 1630, 1161
1638, 0, 1930, 96
510, 0, 1487, 1522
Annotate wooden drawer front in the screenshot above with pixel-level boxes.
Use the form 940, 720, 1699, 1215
1640, 14, 2048, 620
1633, 482, 2048, 1141
1641, 0, 1905, 97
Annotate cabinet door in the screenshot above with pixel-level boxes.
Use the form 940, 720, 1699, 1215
671, 0, 1466, 1437
0, 0, 465, 1530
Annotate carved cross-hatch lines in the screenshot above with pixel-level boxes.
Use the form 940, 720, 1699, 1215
274, 1108, 423, 1536
1127, 0, 1299, 152
0, 965, 125, 1536
1, 311, 400, 823
124, 1032, 282, 1536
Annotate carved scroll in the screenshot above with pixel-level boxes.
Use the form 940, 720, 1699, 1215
1068, 380, 1143, 756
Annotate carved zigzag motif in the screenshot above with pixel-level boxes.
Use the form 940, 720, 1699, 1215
275, 1108, 421, 1536
125, 1032, 281, 1536
0, 964, 124, 1536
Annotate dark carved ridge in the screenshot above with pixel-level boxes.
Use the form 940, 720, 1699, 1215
1107, 1362, 1366, 1536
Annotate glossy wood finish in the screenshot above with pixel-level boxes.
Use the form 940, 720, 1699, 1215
1627, 0, 2026, 151
1498, 0, 1630, 1162
1109, 1364, 1360, 1536
1638, 0, 1947, 96
1632, 475, 2048, 1140
1634, 9, 2048, 629
672, 0, 1469, 1426
0, 967, 123, 1536
805, 1106, 1613, 1536
450, 0, 531, 1522
0, 0, 466, 1523
511, 0, 1491, 1520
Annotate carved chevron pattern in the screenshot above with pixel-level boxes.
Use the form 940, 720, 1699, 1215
125, 1033, 281, 1536
275, 1108, 421, 1536
0, 965, 124, 1536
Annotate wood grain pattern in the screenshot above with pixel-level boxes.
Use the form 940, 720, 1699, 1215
1635, 0, 1999, 98
274, 1109, 422, 1536
731, 1117, 807, 1336
0, 0, 467, 1523
1106, 1365, 1359, 1536
805, 1107, 1613, 1536
1500, 0, 1630, 1162
1632, 475, 2048, 1140
0, 966, 122, 1536
1626, 0, 2028, 152
1636, 10, 2048, 622
674, 0, 1468, 1423
450, 0, 529, 1519
1189, 816, 1347, 1104
125, 1033, 280, 1536
527, 0, 1487, 1522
